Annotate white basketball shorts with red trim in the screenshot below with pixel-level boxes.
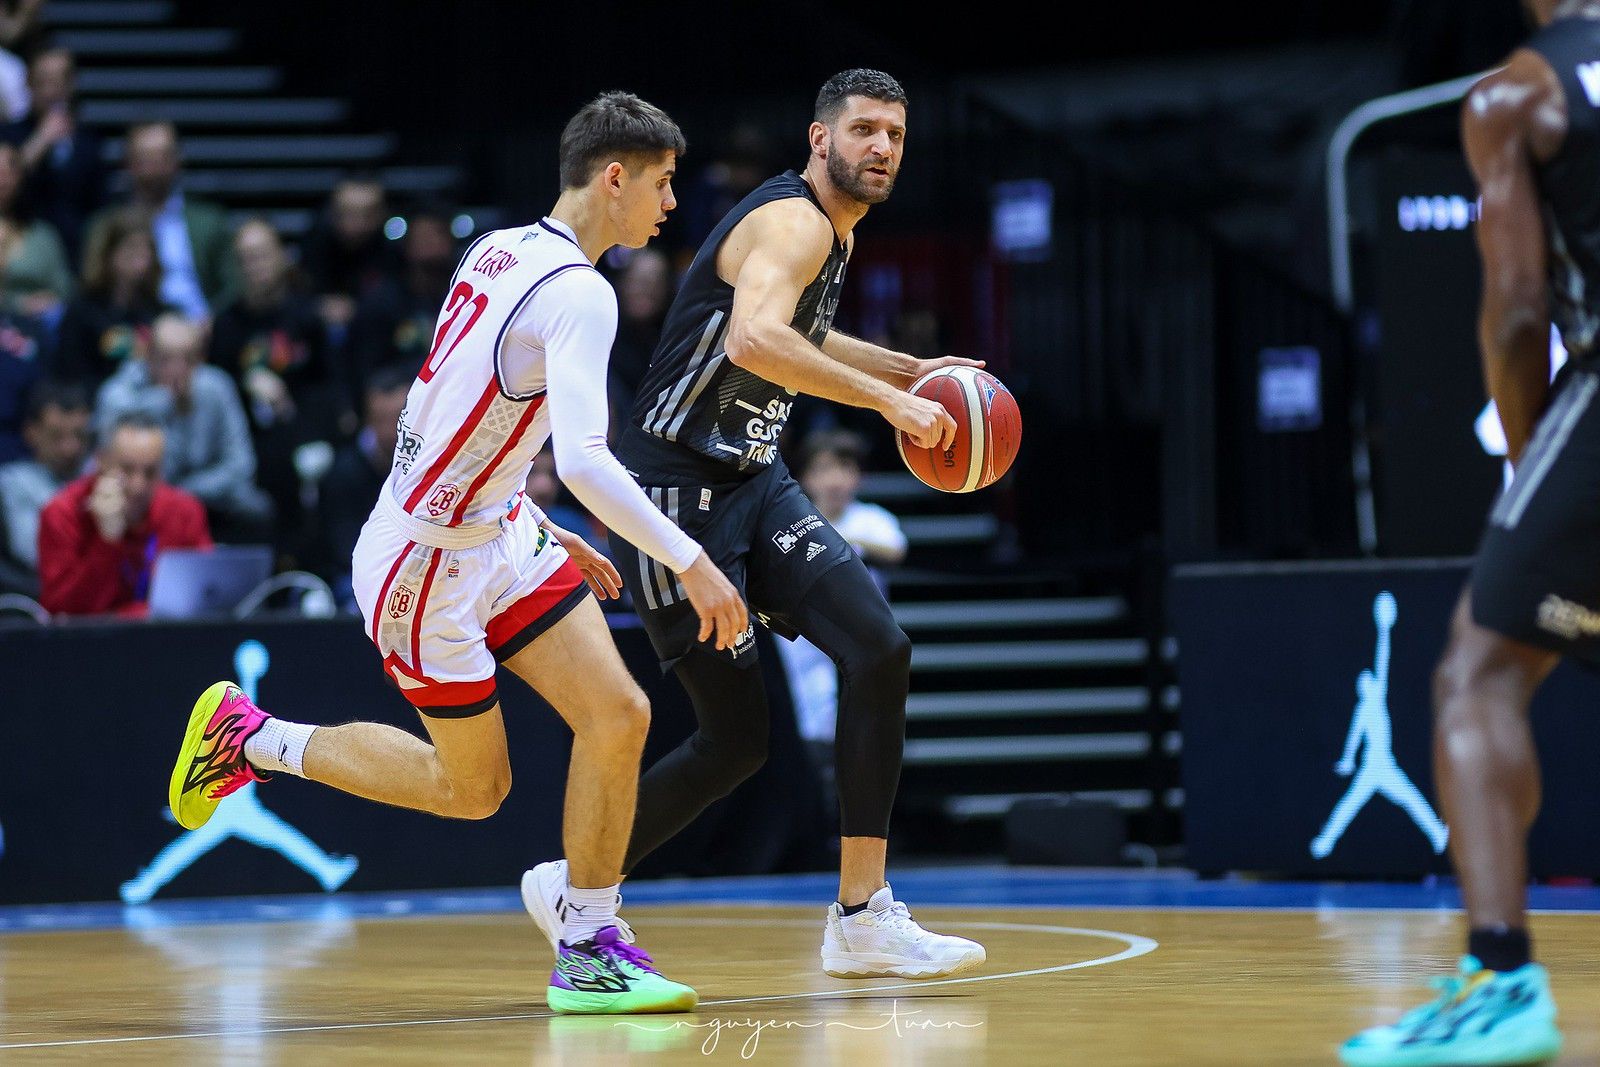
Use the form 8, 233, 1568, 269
352, 495, 588, 717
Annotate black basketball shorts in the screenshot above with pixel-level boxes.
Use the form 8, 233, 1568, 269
1471, 365, 1600, 664
608, 460, 856, 670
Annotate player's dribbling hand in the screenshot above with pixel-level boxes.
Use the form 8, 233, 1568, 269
543, 522, 623, 600
885, 392, 958, 451
678, 550, 749, 651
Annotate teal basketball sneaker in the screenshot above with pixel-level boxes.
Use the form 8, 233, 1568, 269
1341, 956, 1562, 1066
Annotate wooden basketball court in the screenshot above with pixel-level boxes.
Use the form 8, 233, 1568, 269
4, 881, 1598, 1064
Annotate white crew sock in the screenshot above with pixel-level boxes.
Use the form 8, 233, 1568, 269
242, 718, 317, 777
562, 880, 621, 944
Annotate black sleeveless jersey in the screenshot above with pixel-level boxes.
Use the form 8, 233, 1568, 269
1528, 17, 1600, 358
625, 170, 848, 479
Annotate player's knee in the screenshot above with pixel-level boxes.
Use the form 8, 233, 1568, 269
615, 687, 652, 746
691, 729, 766, 788
859, 623, 912, 680
723, 735, 768, 784
448, 771, 511, 820
582, 686, 650, 750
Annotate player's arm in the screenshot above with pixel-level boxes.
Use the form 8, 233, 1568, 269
527, 270, 748, 648
721, 202, 955, 448
819, 330, 985, 389
1463, 56, 1556, 467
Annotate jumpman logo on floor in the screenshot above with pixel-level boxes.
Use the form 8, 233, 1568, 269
119, 640, 359, 903
1310, 591, 1450, 860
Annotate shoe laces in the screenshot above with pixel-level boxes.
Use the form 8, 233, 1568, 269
1392, 966, 1482, 1031
581, 936, 656, 976
876, 899, 922, 935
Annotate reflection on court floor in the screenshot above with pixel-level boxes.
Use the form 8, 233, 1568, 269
3, 868, 1598, 1065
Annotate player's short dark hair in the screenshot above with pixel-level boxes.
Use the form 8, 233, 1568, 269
814, 69, 907, 124
798, 428, 869, 476
558, 91, 686, 190
23, 379, 89, 424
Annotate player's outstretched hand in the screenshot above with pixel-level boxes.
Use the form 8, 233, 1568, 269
909, 355, 985, 384
678, 550, 749, 651
884, 391, 958, 451
543, 522, 623, 600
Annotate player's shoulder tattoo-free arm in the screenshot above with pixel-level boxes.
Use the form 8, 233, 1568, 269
1463, 54, 1561, 463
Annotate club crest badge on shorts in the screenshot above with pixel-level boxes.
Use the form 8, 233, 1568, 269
387, 584, 415, 618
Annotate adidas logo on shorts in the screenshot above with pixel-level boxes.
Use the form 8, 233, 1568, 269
806, 542, 826, 561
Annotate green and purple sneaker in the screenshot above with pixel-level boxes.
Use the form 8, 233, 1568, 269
547, 926, 697, 1015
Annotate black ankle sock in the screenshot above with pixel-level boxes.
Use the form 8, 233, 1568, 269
838, 899, 871, 916
1468, 925, 1532, 972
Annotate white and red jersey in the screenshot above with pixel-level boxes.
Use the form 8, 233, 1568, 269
378, 217, 699, 571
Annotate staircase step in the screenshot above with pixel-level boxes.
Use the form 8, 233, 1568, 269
120, 164, 458, 198
906, 686, 1179, 720
102, 133, 397, 165
911, 639, 1149, 671
942, 788, 1186, 819
78, 66, 282, 95
81, 98, 348, 127
900, 513, 998, 544
43, 1, 175, 25
894, 596, 1127, 629
859, 470, 939, 502
53, 28, 238, 55
904, 732, 1169, 765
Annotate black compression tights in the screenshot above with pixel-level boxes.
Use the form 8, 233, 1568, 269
623, 558, 911, 873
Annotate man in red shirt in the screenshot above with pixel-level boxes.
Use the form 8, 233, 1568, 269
38, 412, 210, 615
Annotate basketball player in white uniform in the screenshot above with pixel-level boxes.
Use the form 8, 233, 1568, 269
166, 92, 746, 1016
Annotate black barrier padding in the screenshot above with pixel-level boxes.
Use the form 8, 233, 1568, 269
1173, 561, 1600, 878
0, 618, 827, 904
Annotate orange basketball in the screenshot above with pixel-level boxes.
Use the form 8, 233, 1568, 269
895, 366, 1022, 493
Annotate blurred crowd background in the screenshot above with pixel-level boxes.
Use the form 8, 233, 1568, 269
0, 0, 1540, 619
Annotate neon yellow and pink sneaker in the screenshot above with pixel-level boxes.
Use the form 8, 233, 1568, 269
167, 681, 272, 831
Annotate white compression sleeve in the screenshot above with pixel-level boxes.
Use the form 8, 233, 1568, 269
517, 269, 702, 573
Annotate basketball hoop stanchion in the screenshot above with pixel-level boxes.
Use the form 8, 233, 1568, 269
234, 572, 338, 619
1325, 70, 1490, 555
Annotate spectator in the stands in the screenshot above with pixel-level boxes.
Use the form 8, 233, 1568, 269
606, 245, 672, 426
0, 378, 88, 594
776, 429, 907, 783
84, 122, 236, 319
210, 218, 348, 553
0, 289, 42, 463
96, 313, 271, 543
1, 48, 105, 263
36, 411, 211, 616
300, 174, 399, 340
318, 364, 408, 610
0, 0, 42, 124
0, 141, 73, 326
348, 207, 455, 393
674, 122, 773, 266
53, 207, 170, 387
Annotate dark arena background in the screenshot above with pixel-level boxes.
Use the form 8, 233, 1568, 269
4, 2, 1599, 1064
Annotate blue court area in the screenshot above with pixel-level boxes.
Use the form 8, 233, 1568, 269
5, 865, 1599, 934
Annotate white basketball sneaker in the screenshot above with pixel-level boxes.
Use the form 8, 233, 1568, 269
520, 859, 635, 950
821, 884, 986, 979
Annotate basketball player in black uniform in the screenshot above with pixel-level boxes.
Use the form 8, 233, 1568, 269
521, 69, 986, 979
1342, 4, 1600, 1064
